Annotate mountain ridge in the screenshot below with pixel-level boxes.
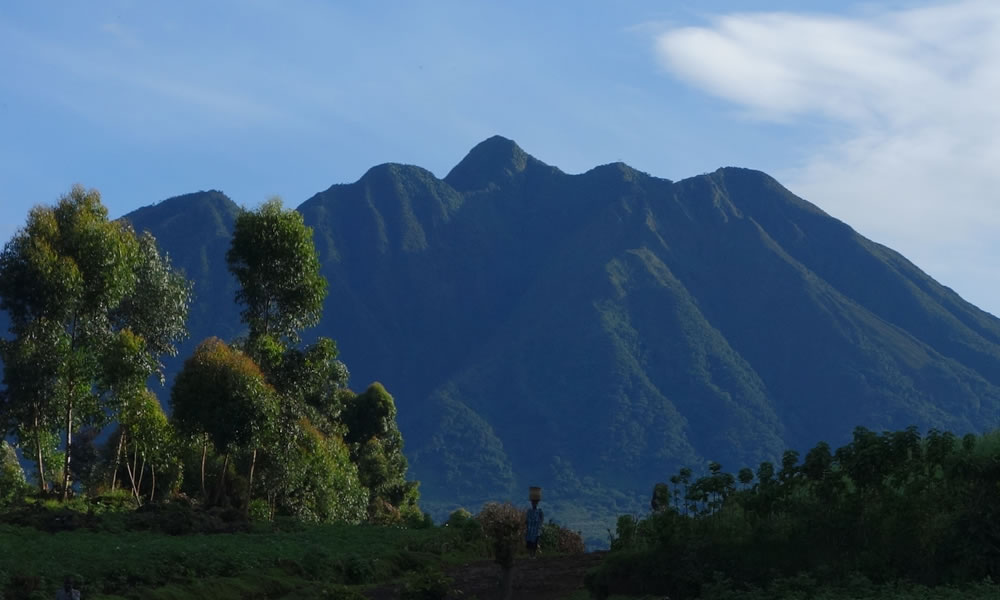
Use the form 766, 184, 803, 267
92, 148, 1000, 520
4, 138, 1000, 541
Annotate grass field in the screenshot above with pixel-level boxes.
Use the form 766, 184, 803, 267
0, 516, 481, 599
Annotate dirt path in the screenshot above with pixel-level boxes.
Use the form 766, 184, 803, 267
366, 551, 606, 600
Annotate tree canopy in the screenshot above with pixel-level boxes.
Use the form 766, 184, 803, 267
0, 185, 190, 498
226, 198, 326, 345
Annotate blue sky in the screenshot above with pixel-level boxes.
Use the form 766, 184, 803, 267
3, 1, 999, 314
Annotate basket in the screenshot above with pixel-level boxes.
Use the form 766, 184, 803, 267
529, 486, 542, 501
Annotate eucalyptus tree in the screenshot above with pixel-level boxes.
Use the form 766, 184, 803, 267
100, 233, 191, 496
171, 337, 278, 504
111, 389, 174, 503
226, 197, 326, 345
0, 186, 190, 499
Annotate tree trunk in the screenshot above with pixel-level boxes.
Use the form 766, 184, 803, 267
111, 431, 124, 491
214, 452, 230, 505
34, 414, 47, 493
60, 399, 73, 501
200, 441, 208, 501
244, 448, 258, 517
136, 453, 146, 496
149, 462, 156, 503
247, 448, 257, 499
124, 446, 140, 502
128, 444, 140, 498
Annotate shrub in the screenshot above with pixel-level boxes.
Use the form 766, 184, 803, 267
0, 442, 26, 507
539, 521, 586, 554
401, 568, 453, 600
248, 498, 270, 522
406, 510, 435, 529
446, 508, 473, 528
339, 554, 375, 585
477, 502, 524, 568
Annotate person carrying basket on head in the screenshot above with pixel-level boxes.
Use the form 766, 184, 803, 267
525, 486, 544, 557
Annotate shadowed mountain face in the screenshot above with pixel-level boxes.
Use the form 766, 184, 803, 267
5, 137, 1000, 536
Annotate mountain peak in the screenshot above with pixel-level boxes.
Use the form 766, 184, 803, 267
444, 135, 535, 191
122, 190, 238, 239
359, 162, 438, 185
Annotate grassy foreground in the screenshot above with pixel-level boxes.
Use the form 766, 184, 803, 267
564, 579, 1000, 600
0, 513, 481, 600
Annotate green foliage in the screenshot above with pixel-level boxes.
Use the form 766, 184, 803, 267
538, 520, 586, 554
0, 440, 26, 506
590, 426, 1000, 599
342, 383, 420, 523
0, 185, 189, 499
226, 197, 327, 344
0, 515, 481, 599
220, 195, 418, 525
446, 508, 472, 527
401, 568, 453, 600
270, 421, 367, 523
698, 577, 1000, 600
172, 338, 277, 456
110, 231, 193, 383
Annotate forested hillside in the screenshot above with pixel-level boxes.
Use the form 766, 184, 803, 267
6, 137, 1000, 539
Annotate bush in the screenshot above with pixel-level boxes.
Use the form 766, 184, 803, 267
446, 508, 473, 528
339, 554, 375, 585
477, 502, 523, 568
0, 442, 26, 507
401, 568, 453, 600
248, 498, 270, 522
539, 521, 586, 555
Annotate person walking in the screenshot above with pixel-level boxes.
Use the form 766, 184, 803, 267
525, 486, 544, 557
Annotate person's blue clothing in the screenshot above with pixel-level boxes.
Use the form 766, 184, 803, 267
525, 507, 544, 541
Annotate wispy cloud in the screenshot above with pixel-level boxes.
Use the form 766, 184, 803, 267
0, 17, 299, 139
653, 1, 1000, 312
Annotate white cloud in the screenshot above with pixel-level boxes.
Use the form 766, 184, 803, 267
654, 1, 1000, 314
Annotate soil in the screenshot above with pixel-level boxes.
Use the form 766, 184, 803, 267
365, 551, 606, 600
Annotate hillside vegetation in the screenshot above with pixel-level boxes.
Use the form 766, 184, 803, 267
590, 427, 1000, 599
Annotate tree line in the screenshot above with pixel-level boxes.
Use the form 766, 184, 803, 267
588, 425, 1000, 598
0, 186, 420, 525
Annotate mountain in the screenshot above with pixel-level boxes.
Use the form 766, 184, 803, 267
6, 137, 1000, 541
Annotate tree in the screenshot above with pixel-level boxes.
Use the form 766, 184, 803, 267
171, 338, 278, 505
342, 383, 418, 521
0, 321, 64, 491
0, 186, 190, 500
226, 198, 326, 345
110, 231, 193, 384
111, 389, 176, 503
0, 186, 140, 498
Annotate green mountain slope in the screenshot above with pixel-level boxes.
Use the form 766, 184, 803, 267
288, 138, 1000, 535
5, 138, 1000, 542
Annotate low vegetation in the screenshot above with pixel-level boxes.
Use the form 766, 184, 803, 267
589, 426, 1000, 599
0, 494, 586, 599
